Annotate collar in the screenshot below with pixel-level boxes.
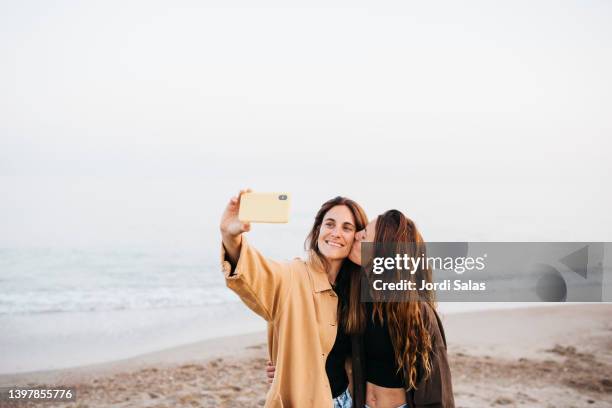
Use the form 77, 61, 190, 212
306, 251, 334, 293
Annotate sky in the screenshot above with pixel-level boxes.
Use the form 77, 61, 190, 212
1, 1, 611, 249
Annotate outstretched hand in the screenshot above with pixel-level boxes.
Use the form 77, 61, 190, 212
220, 189, 252, 266
220, 189, 252, 238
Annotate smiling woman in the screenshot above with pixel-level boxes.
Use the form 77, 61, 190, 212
220, 192, 367, 407
306, 202, 361, 285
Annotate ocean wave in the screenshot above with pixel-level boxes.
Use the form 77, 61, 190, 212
0, 287, 241, 315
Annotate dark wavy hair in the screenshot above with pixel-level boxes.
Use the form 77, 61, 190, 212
345, 209, 435, 390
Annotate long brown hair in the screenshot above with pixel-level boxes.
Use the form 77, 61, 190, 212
304, 196, 368, 273
345, 209, 435, 390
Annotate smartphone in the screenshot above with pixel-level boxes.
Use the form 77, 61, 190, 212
238, 192, 291, 223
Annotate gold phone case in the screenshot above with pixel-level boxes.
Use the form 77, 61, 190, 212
238, 192, 291, 223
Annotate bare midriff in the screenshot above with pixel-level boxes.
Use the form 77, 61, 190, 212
365, 382, 406, 408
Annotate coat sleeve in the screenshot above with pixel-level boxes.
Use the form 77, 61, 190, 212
220, 237, 292, 322
410, 306, 455, 408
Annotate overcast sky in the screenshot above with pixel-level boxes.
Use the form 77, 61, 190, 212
1, 1, 611, 249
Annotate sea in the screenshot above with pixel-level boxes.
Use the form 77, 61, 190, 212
0, 217, 311, 374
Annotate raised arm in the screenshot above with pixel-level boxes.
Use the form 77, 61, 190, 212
219, 189, 293, 322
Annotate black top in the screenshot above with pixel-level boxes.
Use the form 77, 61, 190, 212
350, 303, 455, 408
325, 279, 351, 398
363, 303, 405, 388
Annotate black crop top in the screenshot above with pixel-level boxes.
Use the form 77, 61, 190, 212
364, 303, 405, 388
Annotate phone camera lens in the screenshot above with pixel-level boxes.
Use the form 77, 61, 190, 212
279, 195, 287, 200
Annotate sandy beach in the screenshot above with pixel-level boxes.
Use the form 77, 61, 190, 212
1, 304, 611, 408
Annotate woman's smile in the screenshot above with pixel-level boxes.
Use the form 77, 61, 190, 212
325, 240, 345, 248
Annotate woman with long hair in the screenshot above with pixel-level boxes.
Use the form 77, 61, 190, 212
220, 190, 367, 407
346, 209, 454, 408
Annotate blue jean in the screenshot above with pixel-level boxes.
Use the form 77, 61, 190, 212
333, 387, 352, 408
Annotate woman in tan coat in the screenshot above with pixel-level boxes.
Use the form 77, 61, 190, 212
220, 190, 367, 407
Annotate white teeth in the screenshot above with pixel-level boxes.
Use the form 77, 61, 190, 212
326, 241, 343, 248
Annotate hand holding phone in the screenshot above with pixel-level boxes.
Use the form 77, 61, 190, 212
220, 189, 253, 239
